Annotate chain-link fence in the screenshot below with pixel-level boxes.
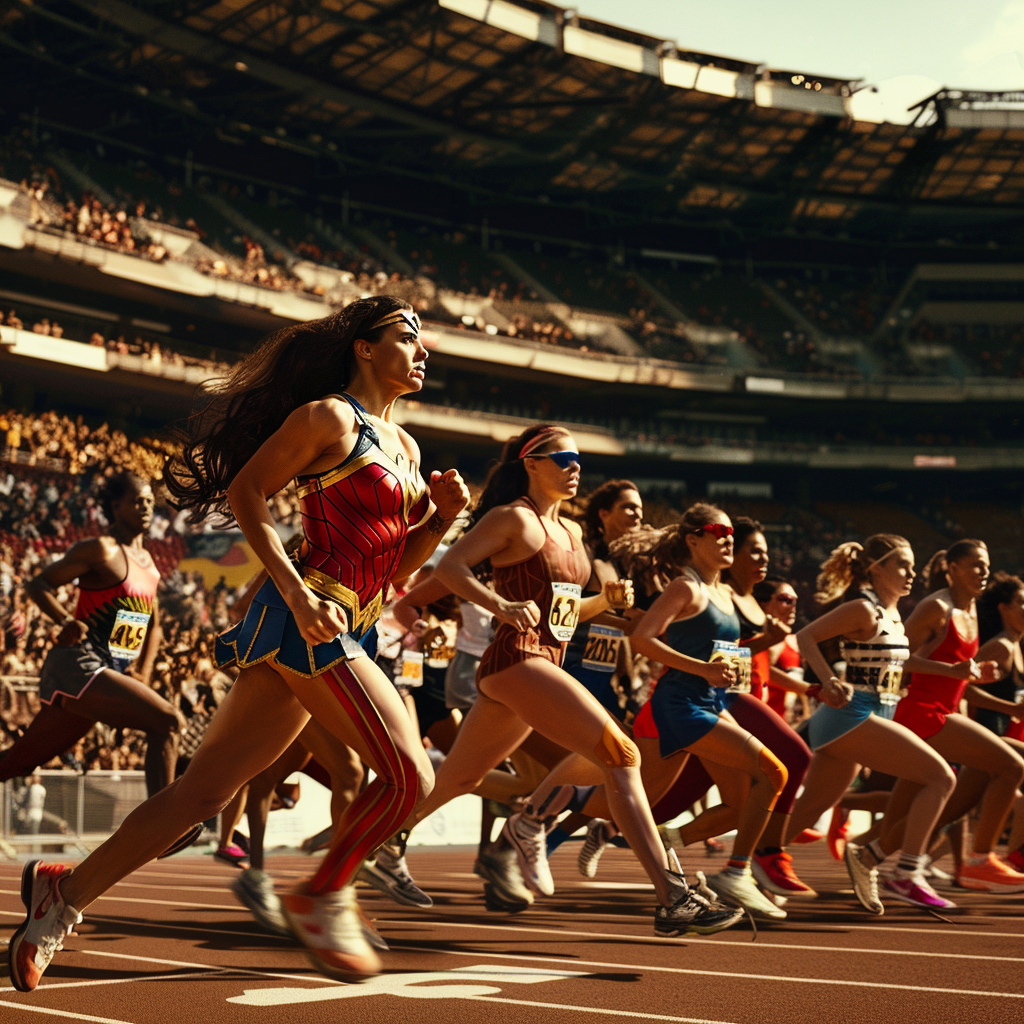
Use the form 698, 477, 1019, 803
1, 770, 148, 849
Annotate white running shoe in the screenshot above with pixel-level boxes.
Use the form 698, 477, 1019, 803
358, 842, 432, 908
9, 861, 83, 992
502, 813, 554, 896
474, 845, 535, 905
707, 867, 788, 921
232, 869, 290, 936
282, 885, 382, 981
578, 819, 614, 879
844, 842, 883, 915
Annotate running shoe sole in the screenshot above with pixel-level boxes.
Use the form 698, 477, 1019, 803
356, 861, 433, 908
473, 854, 535, 906
231, 875, 290, 936
750, 856, 817, 899
482, 882, 532, 914
956, 876, 1024, 894
843, 843, 883, 915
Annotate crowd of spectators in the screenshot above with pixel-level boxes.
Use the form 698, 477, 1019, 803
0, 412, 241, 776
909, 319, 1024, 378
773, 269, 894, 339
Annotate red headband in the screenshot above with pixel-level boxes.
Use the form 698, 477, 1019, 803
518, 427, 562, 459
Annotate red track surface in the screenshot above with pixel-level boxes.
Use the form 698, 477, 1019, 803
1, 841, 1022, 1024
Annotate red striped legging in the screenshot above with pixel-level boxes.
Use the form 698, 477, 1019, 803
308, 661, 420, 893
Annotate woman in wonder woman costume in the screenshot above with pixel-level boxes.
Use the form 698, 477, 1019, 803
9, 296, 469, 992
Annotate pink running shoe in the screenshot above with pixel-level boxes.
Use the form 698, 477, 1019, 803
214, 843, 250, 868
883, 874, 956, 911
9, 861, 83, 992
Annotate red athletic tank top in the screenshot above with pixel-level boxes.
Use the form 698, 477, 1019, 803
902, 613, 978, 714
75, 544, 160, 665
296, 395, 430, 639
477, 498, 591, 679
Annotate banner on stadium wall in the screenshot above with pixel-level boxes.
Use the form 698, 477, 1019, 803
179, 531, 263, 588
708, 481, 773, 498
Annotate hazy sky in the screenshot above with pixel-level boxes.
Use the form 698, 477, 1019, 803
573, 1, 1024, 121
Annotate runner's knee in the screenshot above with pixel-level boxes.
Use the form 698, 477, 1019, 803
756, 746, 788, 796
593, 720, 639, 769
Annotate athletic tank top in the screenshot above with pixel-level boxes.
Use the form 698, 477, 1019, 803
975, 645, 1024, 738
902, 608, 978, 714
75, 544, 160, 667
477, 498, 591, 676
564, 544, 625, 676
660, 579, 743, 691
734, 599, 768, 700
296, 393, 431, 640
840, 588, 910, 707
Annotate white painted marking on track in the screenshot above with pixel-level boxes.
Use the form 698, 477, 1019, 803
0, 1002, 134, 1024
0, 889, 239, 912
396, 944, 1024, 999
387, 916, 1024, 963
463, 995, 739, 1023
228, 964, 587, 1007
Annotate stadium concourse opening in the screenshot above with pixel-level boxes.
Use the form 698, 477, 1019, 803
2, 1, 1024, 1021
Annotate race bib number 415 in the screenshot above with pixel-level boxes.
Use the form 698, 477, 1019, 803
548, 582, 582, 643
109, 609, 150, 663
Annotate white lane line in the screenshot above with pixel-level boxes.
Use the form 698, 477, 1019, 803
464, 994, 738, 1023
388, 917, 1024, 963
0, 909, 283, 945
397, 944, 1024, 999
0, 889, 238, 912
1, 970, 229, 994
0, 1002, 134, 1024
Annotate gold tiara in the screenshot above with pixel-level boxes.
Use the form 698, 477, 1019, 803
368, 309, 421, 334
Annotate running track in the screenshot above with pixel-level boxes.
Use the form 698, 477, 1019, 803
1, 841, 1022, 1024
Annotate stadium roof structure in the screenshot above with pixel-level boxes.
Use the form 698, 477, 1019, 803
2, 0, 1024, 252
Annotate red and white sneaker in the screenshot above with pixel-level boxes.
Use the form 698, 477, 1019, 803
282, 885, 382, 981
752, 851, 818, 898
9, 861, 83, 992
957, 853, 1024, 894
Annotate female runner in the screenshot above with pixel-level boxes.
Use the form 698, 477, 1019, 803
576, 518, 819, 909
881, 542, 1024, 892
754, 577, 810, 720
405, 425, 742, 937
782, 535, 958, 913
972, 573, 1024, 871
1, 472, 182, 797
10, 296, 468, 991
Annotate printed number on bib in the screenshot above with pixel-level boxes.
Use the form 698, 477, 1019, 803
108, 609, 150, 663
399, 650, 424, 687
710, 640, 752, 694
548, 582, 582, 643
878, 660, 905, 705
582, 624, 624, 673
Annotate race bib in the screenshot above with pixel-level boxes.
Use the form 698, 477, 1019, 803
710, 640, 752, 694
877, 660, 905, 705
108, 609, 150, 663
548, 582, 582, 643
582, 624, 625, 674
399, 650, 424, 687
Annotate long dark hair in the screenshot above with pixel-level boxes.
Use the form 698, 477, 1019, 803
165, 296, 412, 526
922, 539, 986, 593
470, 423, 568, 528
977, 572, 1024, 644
583, 479, 638, 559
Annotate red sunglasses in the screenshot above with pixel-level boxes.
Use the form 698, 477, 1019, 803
699, 524, 734, 539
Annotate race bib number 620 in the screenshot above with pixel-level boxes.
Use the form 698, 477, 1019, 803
548, 582, 582, 643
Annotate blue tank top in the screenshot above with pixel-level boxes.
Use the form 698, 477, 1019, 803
660, 594, 741, 689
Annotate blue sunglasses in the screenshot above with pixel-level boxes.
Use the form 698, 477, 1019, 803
526, 450, 581, 469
